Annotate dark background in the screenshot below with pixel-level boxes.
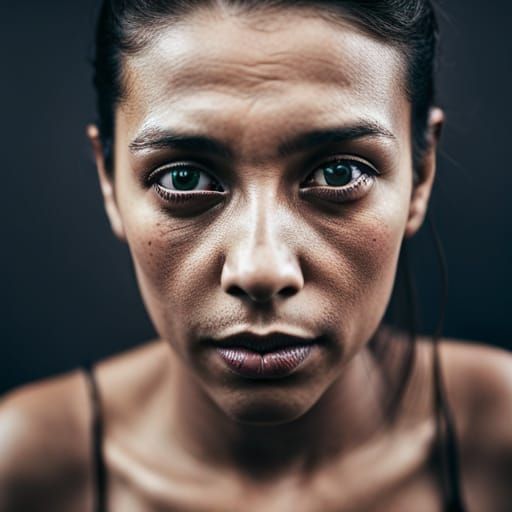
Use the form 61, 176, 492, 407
1, 1, 511, 393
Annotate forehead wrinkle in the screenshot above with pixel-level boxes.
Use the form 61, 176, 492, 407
126, 50, 357, 103
123, 9, 404, 104
124, 50, 403, 123
199, 48, 353, 86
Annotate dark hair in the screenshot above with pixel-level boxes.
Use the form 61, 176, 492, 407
92, 0, 439, 173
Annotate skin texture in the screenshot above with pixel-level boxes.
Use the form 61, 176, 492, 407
1, 6, 512, 512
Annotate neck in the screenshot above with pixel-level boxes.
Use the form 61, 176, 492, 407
165, 346, 391, 480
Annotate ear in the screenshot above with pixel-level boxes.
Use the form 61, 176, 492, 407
405, 107, 445, 238
87, 125, 126, 242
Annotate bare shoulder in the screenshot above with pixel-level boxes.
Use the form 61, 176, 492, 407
437, 339, 512, 437
0, 340, 167, 512
0, 370, 93, 512
437, 339, 512, 511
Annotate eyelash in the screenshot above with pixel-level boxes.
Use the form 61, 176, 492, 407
148, 157, 378, 204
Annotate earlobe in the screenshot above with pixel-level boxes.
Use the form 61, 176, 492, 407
405, 107, 445, 238
86, 125, 126, 242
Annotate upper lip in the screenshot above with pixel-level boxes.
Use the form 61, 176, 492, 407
211, 331, 319, 353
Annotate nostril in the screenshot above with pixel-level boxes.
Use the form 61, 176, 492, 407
226, 283, 298, 301
280, 286, 298, 298
227, 285, 246, 297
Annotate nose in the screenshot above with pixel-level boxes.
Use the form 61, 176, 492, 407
220, 204, 304, 303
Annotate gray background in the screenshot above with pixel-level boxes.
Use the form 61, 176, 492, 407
1, 1, 511, 392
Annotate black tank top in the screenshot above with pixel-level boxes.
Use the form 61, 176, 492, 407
82, 363, 467, 512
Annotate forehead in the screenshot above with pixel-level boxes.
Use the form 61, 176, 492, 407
119, 8, 409, 152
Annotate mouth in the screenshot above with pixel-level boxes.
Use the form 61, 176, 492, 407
214, 332, 318, 353
209, 332, 322, 379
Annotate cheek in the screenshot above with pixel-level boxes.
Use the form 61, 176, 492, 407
123, 204, 226, 345
304, 189, 409, 349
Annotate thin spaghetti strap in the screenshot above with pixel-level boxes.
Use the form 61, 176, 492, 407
441, 413, 466, 512
427, 216, 467, 512
83, 362, 108, 512
432, 344, 467, 512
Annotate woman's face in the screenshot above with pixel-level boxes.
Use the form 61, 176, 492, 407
93, 8, 437, 424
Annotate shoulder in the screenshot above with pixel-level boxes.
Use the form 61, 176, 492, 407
437, 339, 512, 511
437, 340, 512, 438
0, 370, 93, 512
0, 340, 168, 511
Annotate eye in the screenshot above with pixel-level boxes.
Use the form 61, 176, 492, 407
305, 159, 375, 188
155, 163, 223, 192
300, 157, 377, 203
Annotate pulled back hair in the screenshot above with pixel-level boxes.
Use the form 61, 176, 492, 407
92, 0, 439, 173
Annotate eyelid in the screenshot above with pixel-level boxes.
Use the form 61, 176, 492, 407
312, 154, 380, 175
147, 160, 212, 183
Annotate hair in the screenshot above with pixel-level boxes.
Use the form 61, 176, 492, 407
92, 0, 439, 174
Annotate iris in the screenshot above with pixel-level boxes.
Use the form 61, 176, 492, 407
323, 163, 352, 186
172, 168, 200, 190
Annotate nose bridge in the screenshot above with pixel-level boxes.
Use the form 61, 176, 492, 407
221, 188, 304, 302
248, 188, 281, 253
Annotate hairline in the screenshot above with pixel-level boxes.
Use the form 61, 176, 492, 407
115, 2, 411, 106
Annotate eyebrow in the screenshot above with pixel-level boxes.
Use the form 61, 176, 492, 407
128, 120, 396, 159
129, 129, 234, 159
277, 121, 396, 158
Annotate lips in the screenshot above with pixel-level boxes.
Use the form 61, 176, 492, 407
209, 332, 320, 379
214, 332, 316, 352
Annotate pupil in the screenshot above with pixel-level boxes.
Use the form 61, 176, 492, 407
324, 163, 352, 186
172, 169, 200, 190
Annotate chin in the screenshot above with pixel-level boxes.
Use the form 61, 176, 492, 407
232, 403, 307, 426
212, 383, 324, 426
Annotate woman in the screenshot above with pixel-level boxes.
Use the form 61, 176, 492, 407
1, 1, 511, 511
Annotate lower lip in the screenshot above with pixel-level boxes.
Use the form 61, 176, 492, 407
216, 345, 314, 379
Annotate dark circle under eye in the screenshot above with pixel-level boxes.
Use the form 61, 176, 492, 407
172, 168, 200, 190
323, 162, 352, 186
